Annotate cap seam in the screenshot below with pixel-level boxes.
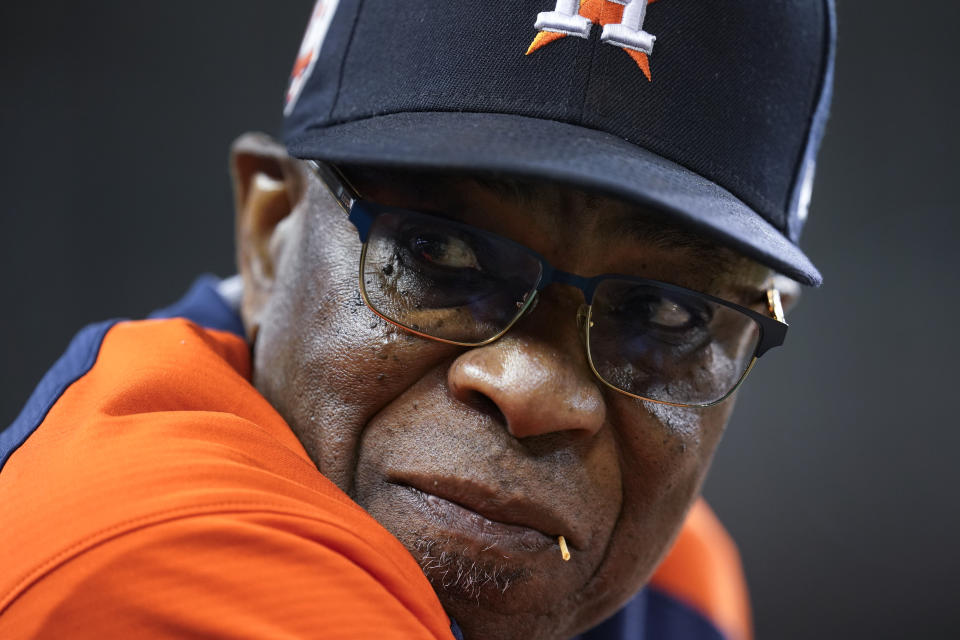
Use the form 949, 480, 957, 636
578, 25, 601, 124
327, 0, 365, 121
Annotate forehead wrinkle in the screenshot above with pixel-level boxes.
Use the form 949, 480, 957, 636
466, 174, 544, 208
606, 214, 731, 262
464, 175, 739, 268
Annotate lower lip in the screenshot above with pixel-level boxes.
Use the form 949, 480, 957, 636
399, 484, 554, 554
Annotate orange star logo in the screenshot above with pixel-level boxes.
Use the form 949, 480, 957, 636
526, 0, 661, 81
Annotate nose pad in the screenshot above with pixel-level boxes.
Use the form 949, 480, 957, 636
518, 290, 540, 319
576, 304, 596, 349
576, 304, 590, 331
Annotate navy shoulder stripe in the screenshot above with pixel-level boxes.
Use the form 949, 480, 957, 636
644, 589, 727, 640
574, 587, 727, 640
148, 274, 245, 337
0, 319, 120, 472
1, 274, 246, 473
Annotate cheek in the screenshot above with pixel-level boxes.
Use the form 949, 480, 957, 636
251, 207, 461, 493
617, 397, 733, 546
573, 396, 731, 626
615, 396, 729, 503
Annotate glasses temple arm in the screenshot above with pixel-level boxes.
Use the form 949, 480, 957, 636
308, 160, 361, 213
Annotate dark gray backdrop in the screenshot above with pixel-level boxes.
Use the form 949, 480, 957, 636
1, 2, 957, 638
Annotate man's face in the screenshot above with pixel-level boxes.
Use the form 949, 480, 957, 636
241, 154, 769, 640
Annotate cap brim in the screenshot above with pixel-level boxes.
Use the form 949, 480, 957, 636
286, 111, 821, 286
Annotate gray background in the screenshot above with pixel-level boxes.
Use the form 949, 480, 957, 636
1, 2, 957, 638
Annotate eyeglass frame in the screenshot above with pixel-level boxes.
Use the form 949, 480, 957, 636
307, 160, 789, 408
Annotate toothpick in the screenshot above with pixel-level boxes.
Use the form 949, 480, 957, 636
558, 535, 571, 562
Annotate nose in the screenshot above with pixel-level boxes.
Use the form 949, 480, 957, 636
446, 294, 606, 439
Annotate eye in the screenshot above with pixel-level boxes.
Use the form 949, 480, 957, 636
649, 299, 693, 328
612, 291, 710, 335
412, 233, 481, 270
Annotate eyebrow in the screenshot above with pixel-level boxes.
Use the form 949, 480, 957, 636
606, 214, 779, 303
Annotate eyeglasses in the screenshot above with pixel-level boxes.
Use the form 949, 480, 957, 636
309, 161, 788, 408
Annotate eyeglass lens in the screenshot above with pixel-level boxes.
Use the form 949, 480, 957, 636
360, 209, 762, 406
361, 210, 542, 344
586, 279, 761, 405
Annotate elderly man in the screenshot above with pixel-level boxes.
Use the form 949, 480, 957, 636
0, 1, 834, 639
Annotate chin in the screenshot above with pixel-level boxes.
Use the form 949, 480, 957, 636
391, 520, 603, 640
418, 548, 577, 640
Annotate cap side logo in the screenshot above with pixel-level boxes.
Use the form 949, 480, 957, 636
527, 0, 661, 81
285, 0, 340, 116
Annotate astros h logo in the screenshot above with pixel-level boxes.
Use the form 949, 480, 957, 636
526, 0, 661, 81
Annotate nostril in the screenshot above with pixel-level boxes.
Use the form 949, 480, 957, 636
460, 390, 507, 426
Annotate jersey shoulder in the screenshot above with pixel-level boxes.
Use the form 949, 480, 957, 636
0, 281, 452, 638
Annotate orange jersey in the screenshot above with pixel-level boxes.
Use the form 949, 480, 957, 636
0, 279, 750, 639
1, 319, 455, 639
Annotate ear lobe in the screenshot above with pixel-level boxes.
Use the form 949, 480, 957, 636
230, 133, 305, 339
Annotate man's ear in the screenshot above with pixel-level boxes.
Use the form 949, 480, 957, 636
771, 275, 802, 315
231, 132, 306, 341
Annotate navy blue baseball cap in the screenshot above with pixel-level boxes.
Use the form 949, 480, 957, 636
282, 0, 835, 286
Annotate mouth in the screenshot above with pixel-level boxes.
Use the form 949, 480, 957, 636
392, 475, 581, 556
